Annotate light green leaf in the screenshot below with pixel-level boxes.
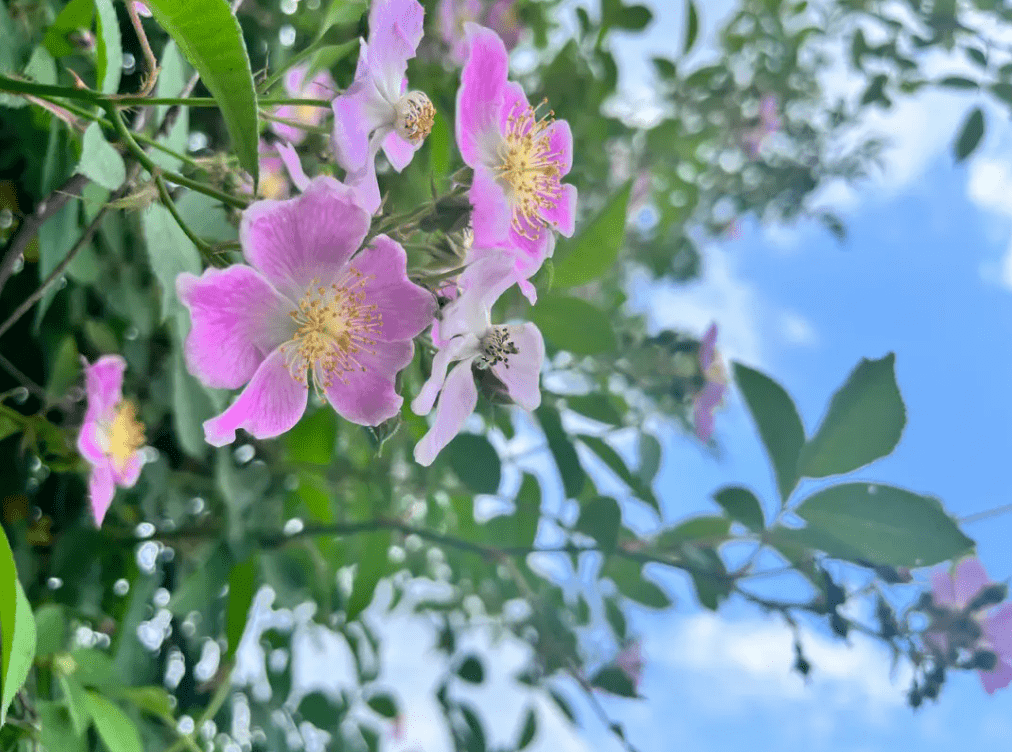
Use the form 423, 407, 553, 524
530, 295, 616, 355
445, 433, 501, 494
25, 46, 58, 85
43, 0, 95, 58
655, 516, 730, 549
799, 353, 905, 478
142, 0, 259, 183
789, 483, 973, 567
483, 473, 540, 548
575, 496, 622, 553
59, 673, 91, 736
77, 123, 126, 191
152, 41, 190, 172
117, 686, 174, 719
712, 486, 764, 532
733, 362, 805, 502
94, 0, 122, 94
346, 531, 390, 621
170, 339, 216, 459
552, 182, 631, 288
602, 557, 671, 609
46, 335, 81, 404
285, 408, 338, 465
317, 0, 367, 39
33, 605, 66, 658
84, 692, 143, 752
226, 556, 258, 662
142, 203, 201, 322
37, 701, 87, 752
1, 528, 36, 728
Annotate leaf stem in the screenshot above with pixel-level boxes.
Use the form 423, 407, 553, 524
154, 175, 218, 263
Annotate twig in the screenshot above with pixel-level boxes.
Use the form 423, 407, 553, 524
125, 0, 160, 96
0, 352, 48, 403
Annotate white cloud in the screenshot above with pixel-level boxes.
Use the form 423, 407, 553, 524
965, 156, 1012, 290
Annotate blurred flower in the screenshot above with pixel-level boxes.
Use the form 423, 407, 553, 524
76, 355, 146, 527
412, 255, 544, 465
929, 556, 1012, 694
615, 641, 644, 690
455, 23, 576, 296
270, 65, 336, 146
693, 323, 726, 443
437, 0, 521, 65
133, 1, 152, 16
741, 94, 782, 159
178, 177, 436, 445
332, 0, 433, 212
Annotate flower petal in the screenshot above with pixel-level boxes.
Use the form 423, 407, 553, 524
413, 359, 479, 466
491, 322, 543, 410
83, 355, 126, 424
324, 339, 414, 426
456, 23, 509, 166
438, 253, 516, 342
112, 451, 144, 488
76, 421, 107, 465
331, 57, 396, 172
412, 335, 480, 416
351, 235, 436, 341
240, 176, 372, 301
382, 129, 420, 172
699, 323, 718, 372
980, 657, 1012, 694
985, 603, 1012, 658
954, 556, 990, 608
203, 348, 309, 446
930, 569, 957, 609
470, 164, 512, 248
367, 0, 424, 103
546, 117, 574, 175
693, 381, 725, 442
88, 460, 116, 527
277, 142, 311, 193
540, 181, 577, 237
177, 266, 294, 390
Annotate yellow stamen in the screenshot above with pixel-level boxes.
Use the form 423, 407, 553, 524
107, 400, 145, 468
280, 271, 383, 396
395, 91, 436, 144
495, 99, 563, 240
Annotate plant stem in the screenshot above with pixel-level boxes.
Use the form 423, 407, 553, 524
154, 175, 218, 263
125, 0, 160, 95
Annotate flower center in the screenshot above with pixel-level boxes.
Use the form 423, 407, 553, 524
495, 99, 563, 240
705, 352, 727, 385
476, 327, 519, 369
107, 400, 144, 467
394, 91, 436, 144
281, 272, 382, 394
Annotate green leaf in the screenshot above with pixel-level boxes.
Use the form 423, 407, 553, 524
536, 405, 586, 498
954, 106, 985, 162
445, 434, 501, 494
655, 516, 730, 549
638, 433, 662, 484
94, 0, 122, 94
298, 691, 343, 730
616, 4, 652, 30
712, 486, 764, 532
552, 183, 631, 288
684, 546, 730, 610
516, 707, 537, 749
483, 472, 540, 548
33, 605, 66, 658
565, 393, 623, 426
170, 335, 217, 459
590, 666, 636, 697
683, 0, 699, 54
732, 362, 805, 501
798, 353, 905, 478
346, 530, 390, 621
59, 674, 91, 736
304, 40, 359, 82
37, 702, 86, 752
578, 434, 659, 511
77, 123, 126, 190
1, 528, 36, 728
226, 556, 258, 662
316, 0, 367, 39
286, 407, 338, 465
36, 172, 77, 324
142, 0, 259, 184
603, 557, 671, 609
44, 0, 95, 58
790, 483, 973, 567
530, 295, 616, 355
457, 655, 484, 684
46, 335, 81, 404
152, 41, 190, 172
84, 692, 143, 752
366, 693, 398, 718
117, 686, 173, 719
142, 203, 201, 322
575, 496, 622, 553
169, 542, 233, 616
938, 75, 978, 90
68, 649, 118, 690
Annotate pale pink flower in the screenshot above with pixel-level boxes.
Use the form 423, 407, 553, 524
133, 1, 152, 17
177, 177, 436, 445
615, 641, 644, 691
693, 323, 726, 443
332, 0, 434, 212
929, 557, 1012, 694
455, 24, 576, 288
270, 65, 337, 146
437, 0, 520, 65
76, 356, 146, 526
741, 94, 782, 159
412, 255, 544, 466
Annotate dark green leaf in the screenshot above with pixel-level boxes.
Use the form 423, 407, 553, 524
298, 691, 342, 731
684, 0, 699, 54
78, 122, 125, 190
94, 0, 122, 94
366, 693, 398, 718
565, 393, 623, 426
226, 556, 258, 662
712, 486, 764, 531
791, 483, 973, 567
954, 107, 985, 162
798, 354, 905, 478
553, 183, 631, 288
117, 686, 173, 719
169, 542, 233, 616
655, 516, 730, 549
346, 530, 391, 621
457, 655, 484, 684
548, 689, 575, 723
516, 707, 537, 749
536, 405, 586, 498
616, 4, 652, 30
46, 336, 80, 404
317, 0, 367, 39
530, 296, 616, 355
286, 407, 338, 465
84, 693, 142, 752
578, 435, 659, 511
938, 76, 978, 89
37, 702, 86, 752
638, 433, 662, 485
590, 666, 636, 697
445, 434, 501, 494
33, 605, 66, 657
170, 338, 216, 459
732, 362, 805, 501
142, 0, 259, 183
575, 496, 622, 553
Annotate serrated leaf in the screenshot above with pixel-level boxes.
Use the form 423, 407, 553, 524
799, 353, 905, 478
552, 183, 631, 288
954, 107, 984, 162
84, 693, 143, 752
530, 295, 616, 355
575, 496, 622, 553
712, 486, 764, 532
732, 362, 805, 501
445, 433, 501, 494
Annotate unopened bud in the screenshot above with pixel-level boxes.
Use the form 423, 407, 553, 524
68, 28, 96, 52
394, 91, 435, 144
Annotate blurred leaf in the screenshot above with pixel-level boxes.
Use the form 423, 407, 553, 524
536, 405, 586, 498
346, 530, 390, 621
142, 0, 259, 183
77, 123, 125, 190
152, 41, 190, 173
789, 483, 973, 567
798, 354, 905, 478
59, 674, 91, 736
37, 701, 86, 752
517, 706, 537, 749
531, 295, 616, 355
68, 649, 118, 690
938, 75, 978, 89
46, 336, 80, 404
603, 557, 671, 609
226, 555, 258, 662
684, 0, 699, 54
655, 516, 730, 549
142, 203, 201, 322
548, 689, 575, 723
575, 496, 621, 553
170, 542, 233, 616
578, 434, 659, 511
605, 597, 627, 640
117, 686, 173, 719
33, 605, 66, 657
84, 692, 142, 752
616, 4, 652, 30
459, 704, 486, 752
590, 666, 636, 697
286, 407, 338, 465
483, 472, 540, 548
170, 339, 216, 459
565, 393, 623, 426
638, 433, 662, 485
43, 0, 95, 58
1, 528, 35, 728
304, 39, 359, 81
712, 486, 764, 532
954, 107, 985, 162
317, 0, 367, 39
298, 691, 343, 730
732, 362, 805, 502
552, 182, 631, 288
684, 545, 730, 610
94, 0, 122, 94
366, 693, 398, 718
36, 178, 77, 324
457, 655, 484, 683
445, 433, 501, 494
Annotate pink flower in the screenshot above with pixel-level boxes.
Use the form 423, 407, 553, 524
270, 65, 337, 146
455, 24, 576, 283
332, 0, 434, 212
929, 557, 1012, 694
177, 176, 436, 445
615, 641, 644, 691
741, 94, 782, 159
411, 255, 544, 466
693, 323, 726, 443
133, 1, 152, 17
437, 0, 520, 65
76, 356, 146, 526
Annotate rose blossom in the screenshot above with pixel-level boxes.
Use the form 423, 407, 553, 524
693, 323, 726, 443
455, 23, 576, 290
615, 641, 644, 691
332, 0, 435, 212
76, 355, 146, 526
177, 176, 436, 445
270, 65, 336, 146
437, 0, 521, 65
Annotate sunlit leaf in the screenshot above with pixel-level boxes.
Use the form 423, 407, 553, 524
552, 182, 631, 288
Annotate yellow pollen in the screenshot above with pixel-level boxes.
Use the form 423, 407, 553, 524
295, 103, 318, 126
705, 351, 727, 385
395, 91, 436, 144
495, 99, 563, 240
280, 271, 383, 395
107, 400, 144, 468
